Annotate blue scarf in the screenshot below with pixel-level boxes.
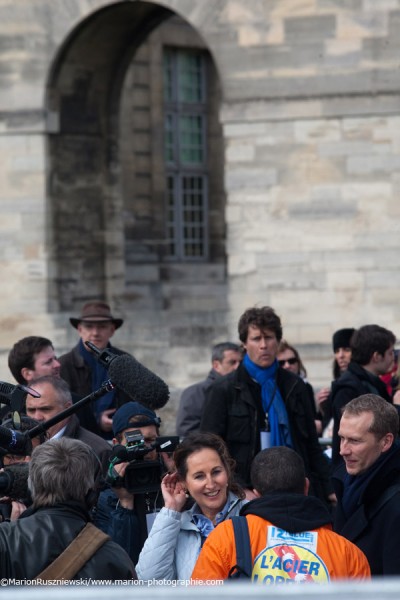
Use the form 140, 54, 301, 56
78, 339, 116, 420
243, 353, 292, 448
192, 495, 239, 545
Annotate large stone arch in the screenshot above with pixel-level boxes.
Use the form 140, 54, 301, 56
46, 0, 227, 327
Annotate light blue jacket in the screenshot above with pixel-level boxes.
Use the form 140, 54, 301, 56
136, 492, 246, 581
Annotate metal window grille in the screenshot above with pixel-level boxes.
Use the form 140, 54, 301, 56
163, 48, 208, 261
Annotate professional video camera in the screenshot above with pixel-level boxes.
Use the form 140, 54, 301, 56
109, 431, 179, 494
0, 463, 31, 521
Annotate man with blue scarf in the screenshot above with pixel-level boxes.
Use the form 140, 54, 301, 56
333, 393, 400, 575
200, 306, 334, 504
59, 301, 131, 439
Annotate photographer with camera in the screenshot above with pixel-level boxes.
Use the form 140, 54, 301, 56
0, 416, 47, 523
94, 402, 175, 564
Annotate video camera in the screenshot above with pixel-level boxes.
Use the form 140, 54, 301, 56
109, 431, 180, 494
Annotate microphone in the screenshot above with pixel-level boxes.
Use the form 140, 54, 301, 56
110, 444, 130, 462
85, 341, 170, 410
0, 381, 41, 404
108, 354, 170, 410
0, 381, 41, 422
0, 463, 30, 500
0, 426, 32, 456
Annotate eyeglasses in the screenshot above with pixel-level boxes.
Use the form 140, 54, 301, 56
278, 358, 298, 367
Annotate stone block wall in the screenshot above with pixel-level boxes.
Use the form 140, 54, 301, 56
0, 0, 399, 433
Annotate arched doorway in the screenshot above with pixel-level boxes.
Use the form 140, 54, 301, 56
46, 0, 227, 326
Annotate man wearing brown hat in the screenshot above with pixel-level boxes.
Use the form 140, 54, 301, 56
59, 301, 131, 438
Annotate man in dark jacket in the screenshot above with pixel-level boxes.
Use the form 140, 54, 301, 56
59, 301, 131, 439
8, 335, 98, 433
330, 324, 397, 465
333, 394, 400, 575
176, 341, 242, 438
200, 306, 334, 505
0, 438, 135, 581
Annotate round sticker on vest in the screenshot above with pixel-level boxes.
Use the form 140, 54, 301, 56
252, 544, 330, 584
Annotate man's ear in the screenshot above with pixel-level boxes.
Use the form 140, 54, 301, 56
252, 488, 261, 498
20, 367, 32, 383
381, 432, 394, 453
212, 359, 222, 373
371, 351, 382, 363
304, 477, 310, 496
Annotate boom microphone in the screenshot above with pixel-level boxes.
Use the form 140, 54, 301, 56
0, 382, 41, 402
108, 354, 170, 410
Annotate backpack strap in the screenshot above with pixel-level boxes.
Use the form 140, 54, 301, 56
228, 516, 252, 579
34, 523, 110, 581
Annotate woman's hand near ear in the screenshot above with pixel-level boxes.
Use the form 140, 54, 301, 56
161, 472, 187, 512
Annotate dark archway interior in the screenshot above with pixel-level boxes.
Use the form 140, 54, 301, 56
46, 0, 227, 340
47, 1, 175, 311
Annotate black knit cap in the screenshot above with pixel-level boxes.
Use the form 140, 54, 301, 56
332, 328, 355, 352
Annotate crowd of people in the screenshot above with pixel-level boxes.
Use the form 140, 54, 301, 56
0, 300, 399, 584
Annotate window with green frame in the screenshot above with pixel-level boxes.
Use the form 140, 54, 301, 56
163, 48, 208, 260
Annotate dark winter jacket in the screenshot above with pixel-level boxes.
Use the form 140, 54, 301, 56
330, 362, 392, 465
0, 502, 136, 580
176, 369, 221, 438
200, 363, 332, 501
94, 485, 164, 564
332, 442, 400, 575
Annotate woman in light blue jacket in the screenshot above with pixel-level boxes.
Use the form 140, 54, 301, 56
136, 432, 246, 581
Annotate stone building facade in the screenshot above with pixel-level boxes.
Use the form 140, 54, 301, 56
0, 0, 399, 432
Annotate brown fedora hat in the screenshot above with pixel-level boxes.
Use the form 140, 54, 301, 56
70, 301, 124, 330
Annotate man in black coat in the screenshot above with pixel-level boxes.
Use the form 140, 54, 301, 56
330, 324, 396, 465
333, 393, 400, 575
200, 306, 334, 505
0, 438, 135, 581
7, 335, 98, 434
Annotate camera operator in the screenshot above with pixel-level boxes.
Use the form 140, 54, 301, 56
94, 402, 174, 564
0, 416, 47, 522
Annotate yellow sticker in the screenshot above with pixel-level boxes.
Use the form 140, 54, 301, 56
252, 543, 329, 584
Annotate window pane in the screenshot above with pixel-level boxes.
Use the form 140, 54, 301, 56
166, 176, 177, 257
181, 176, 205, 257
179, 115, 204, 164
163, 51, 174, 102
178, 52, 203, 103
165, 113, 175, 163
